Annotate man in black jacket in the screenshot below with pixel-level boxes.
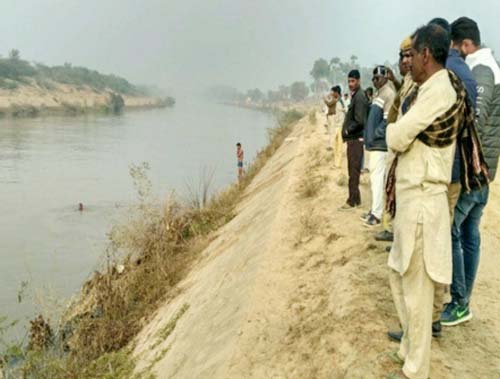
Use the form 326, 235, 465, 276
340, 69, 369, 209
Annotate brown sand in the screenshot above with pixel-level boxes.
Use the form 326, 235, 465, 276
133, 112, 500, 378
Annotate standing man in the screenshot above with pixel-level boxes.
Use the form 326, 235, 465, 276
330, 86, 346, 168
388, 18, 480, 344
362, 66, 396, 227
376, 38, 415, 243
236, 142, 244, 181
441, 17, 500, 326
340, 70, 368, 210
386, 24, 464, 379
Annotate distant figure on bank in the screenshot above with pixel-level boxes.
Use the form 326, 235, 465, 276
340, 69, 368, 210
236, 142, 244, 181
323, 86, 346, 166
78, 203, 84, 212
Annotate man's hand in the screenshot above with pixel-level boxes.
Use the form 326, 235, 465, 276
386, 67, 402, 91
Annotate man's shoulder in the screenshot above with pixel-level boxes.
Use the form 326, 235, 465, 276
353, 89, 368, 103
379, 83, 396, 101
447, 56, 474, 81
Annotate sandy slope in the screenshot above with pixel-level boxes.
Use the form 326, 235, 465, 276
133, 112, 500, 378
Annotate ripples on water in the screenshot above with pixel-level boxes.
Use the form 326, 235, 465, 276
0, 98, 274, 337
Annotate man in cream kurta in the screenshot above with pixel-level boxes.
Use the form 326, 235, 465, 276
386, 25, 457, 379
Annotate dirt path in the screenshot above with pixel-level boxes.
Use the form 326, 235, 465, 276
133, 112, 500, 378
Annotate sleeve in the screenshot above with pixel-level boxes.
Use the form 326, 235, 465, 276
387, 86, 455, 153
347, 93, 367, 134
333, 102, 345, 127
472, 65, 495, 136
382, 90, 396, 120
375, 90, 395, 140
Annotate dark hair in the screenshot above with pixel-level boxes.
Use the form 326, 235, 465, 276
348, 69, 360, 79
372, 65, 387, 76
412, 24, 450, 66
331, 85, 342, 95
428, 17, 450, 36
365, 87, 374, 96
236, 142, 241, 147
450, 17, 481, 46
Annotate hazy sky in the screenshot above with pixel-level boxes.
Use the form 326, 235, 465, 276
1, 0, 499, 94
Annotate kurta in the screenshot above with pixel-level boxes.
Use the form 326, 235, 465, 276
386, 69, 457, 284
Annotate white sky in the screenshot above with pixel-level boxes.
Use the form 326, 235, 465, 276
0, 0, 499, 93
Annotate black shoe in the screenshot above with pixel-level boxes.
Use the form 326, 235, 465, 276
388, 322, 442, 343
375, 230, 394, 242
360, 210, 372, 221
385, 245, 392, 253
387, 330, 403, 342
363, 214, 381, 228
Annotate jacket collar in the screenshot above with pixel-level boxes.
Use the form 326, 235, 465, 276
466, 47, 492, 68
448, 49, 461, 58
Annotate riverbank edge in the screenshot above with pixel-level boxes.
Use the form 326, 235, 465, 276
0, 98, 172, 119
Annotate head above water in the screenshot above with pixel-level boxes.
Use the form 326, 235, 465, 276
410, 24, 450, 85
372, 65, 388, 89
450, 17, 481, 58
236, 142, 241, 148
347, 69, 361, 92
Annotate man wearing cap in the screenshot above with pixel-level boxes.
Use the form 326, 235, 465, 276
375, 37, 414, 244
386, 24, 465, 379
362, 66, 396, 227
340, 69, 368, 209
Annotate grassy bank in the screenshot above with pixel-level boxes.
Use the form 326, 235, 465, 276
0, 109, 305, 378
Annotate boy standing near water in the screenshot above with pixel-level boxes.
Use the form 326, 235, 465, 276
236, 142, 244, 181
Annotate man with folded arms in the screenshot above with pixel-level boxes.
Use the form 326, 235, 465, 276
385, 24, 467, 379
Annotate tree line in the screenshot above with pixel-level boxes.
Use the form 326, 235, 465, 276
0, 49, 146, 96
210, 55, 398, 104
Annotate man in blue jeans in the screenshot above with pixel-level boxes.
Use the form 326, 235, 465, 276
441, 17, 500, 326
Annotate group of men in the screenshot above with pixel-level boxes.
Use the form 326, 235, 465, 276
324, 17, 499, 379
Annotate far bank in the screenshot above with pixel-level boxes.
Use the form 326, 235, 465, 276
0, 79, 173, 118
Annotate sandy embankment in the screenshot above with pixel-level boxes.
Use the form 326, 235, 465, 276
0, 80, 164, 115
132, 112, 500, 378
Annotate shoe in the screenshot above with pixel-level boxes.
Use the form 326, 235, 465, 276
360, 210, 372, 221
441, 302, 472, 326
375, 230, 394, 242
339, 203, 359, 211
363, 214, 381, 227
387, 330, 403, 342
385, 245, 392, 253
387, 321, 441, 343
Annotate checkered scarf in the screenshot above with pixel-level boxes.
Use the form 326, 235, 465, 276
385, 70, 489, 218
